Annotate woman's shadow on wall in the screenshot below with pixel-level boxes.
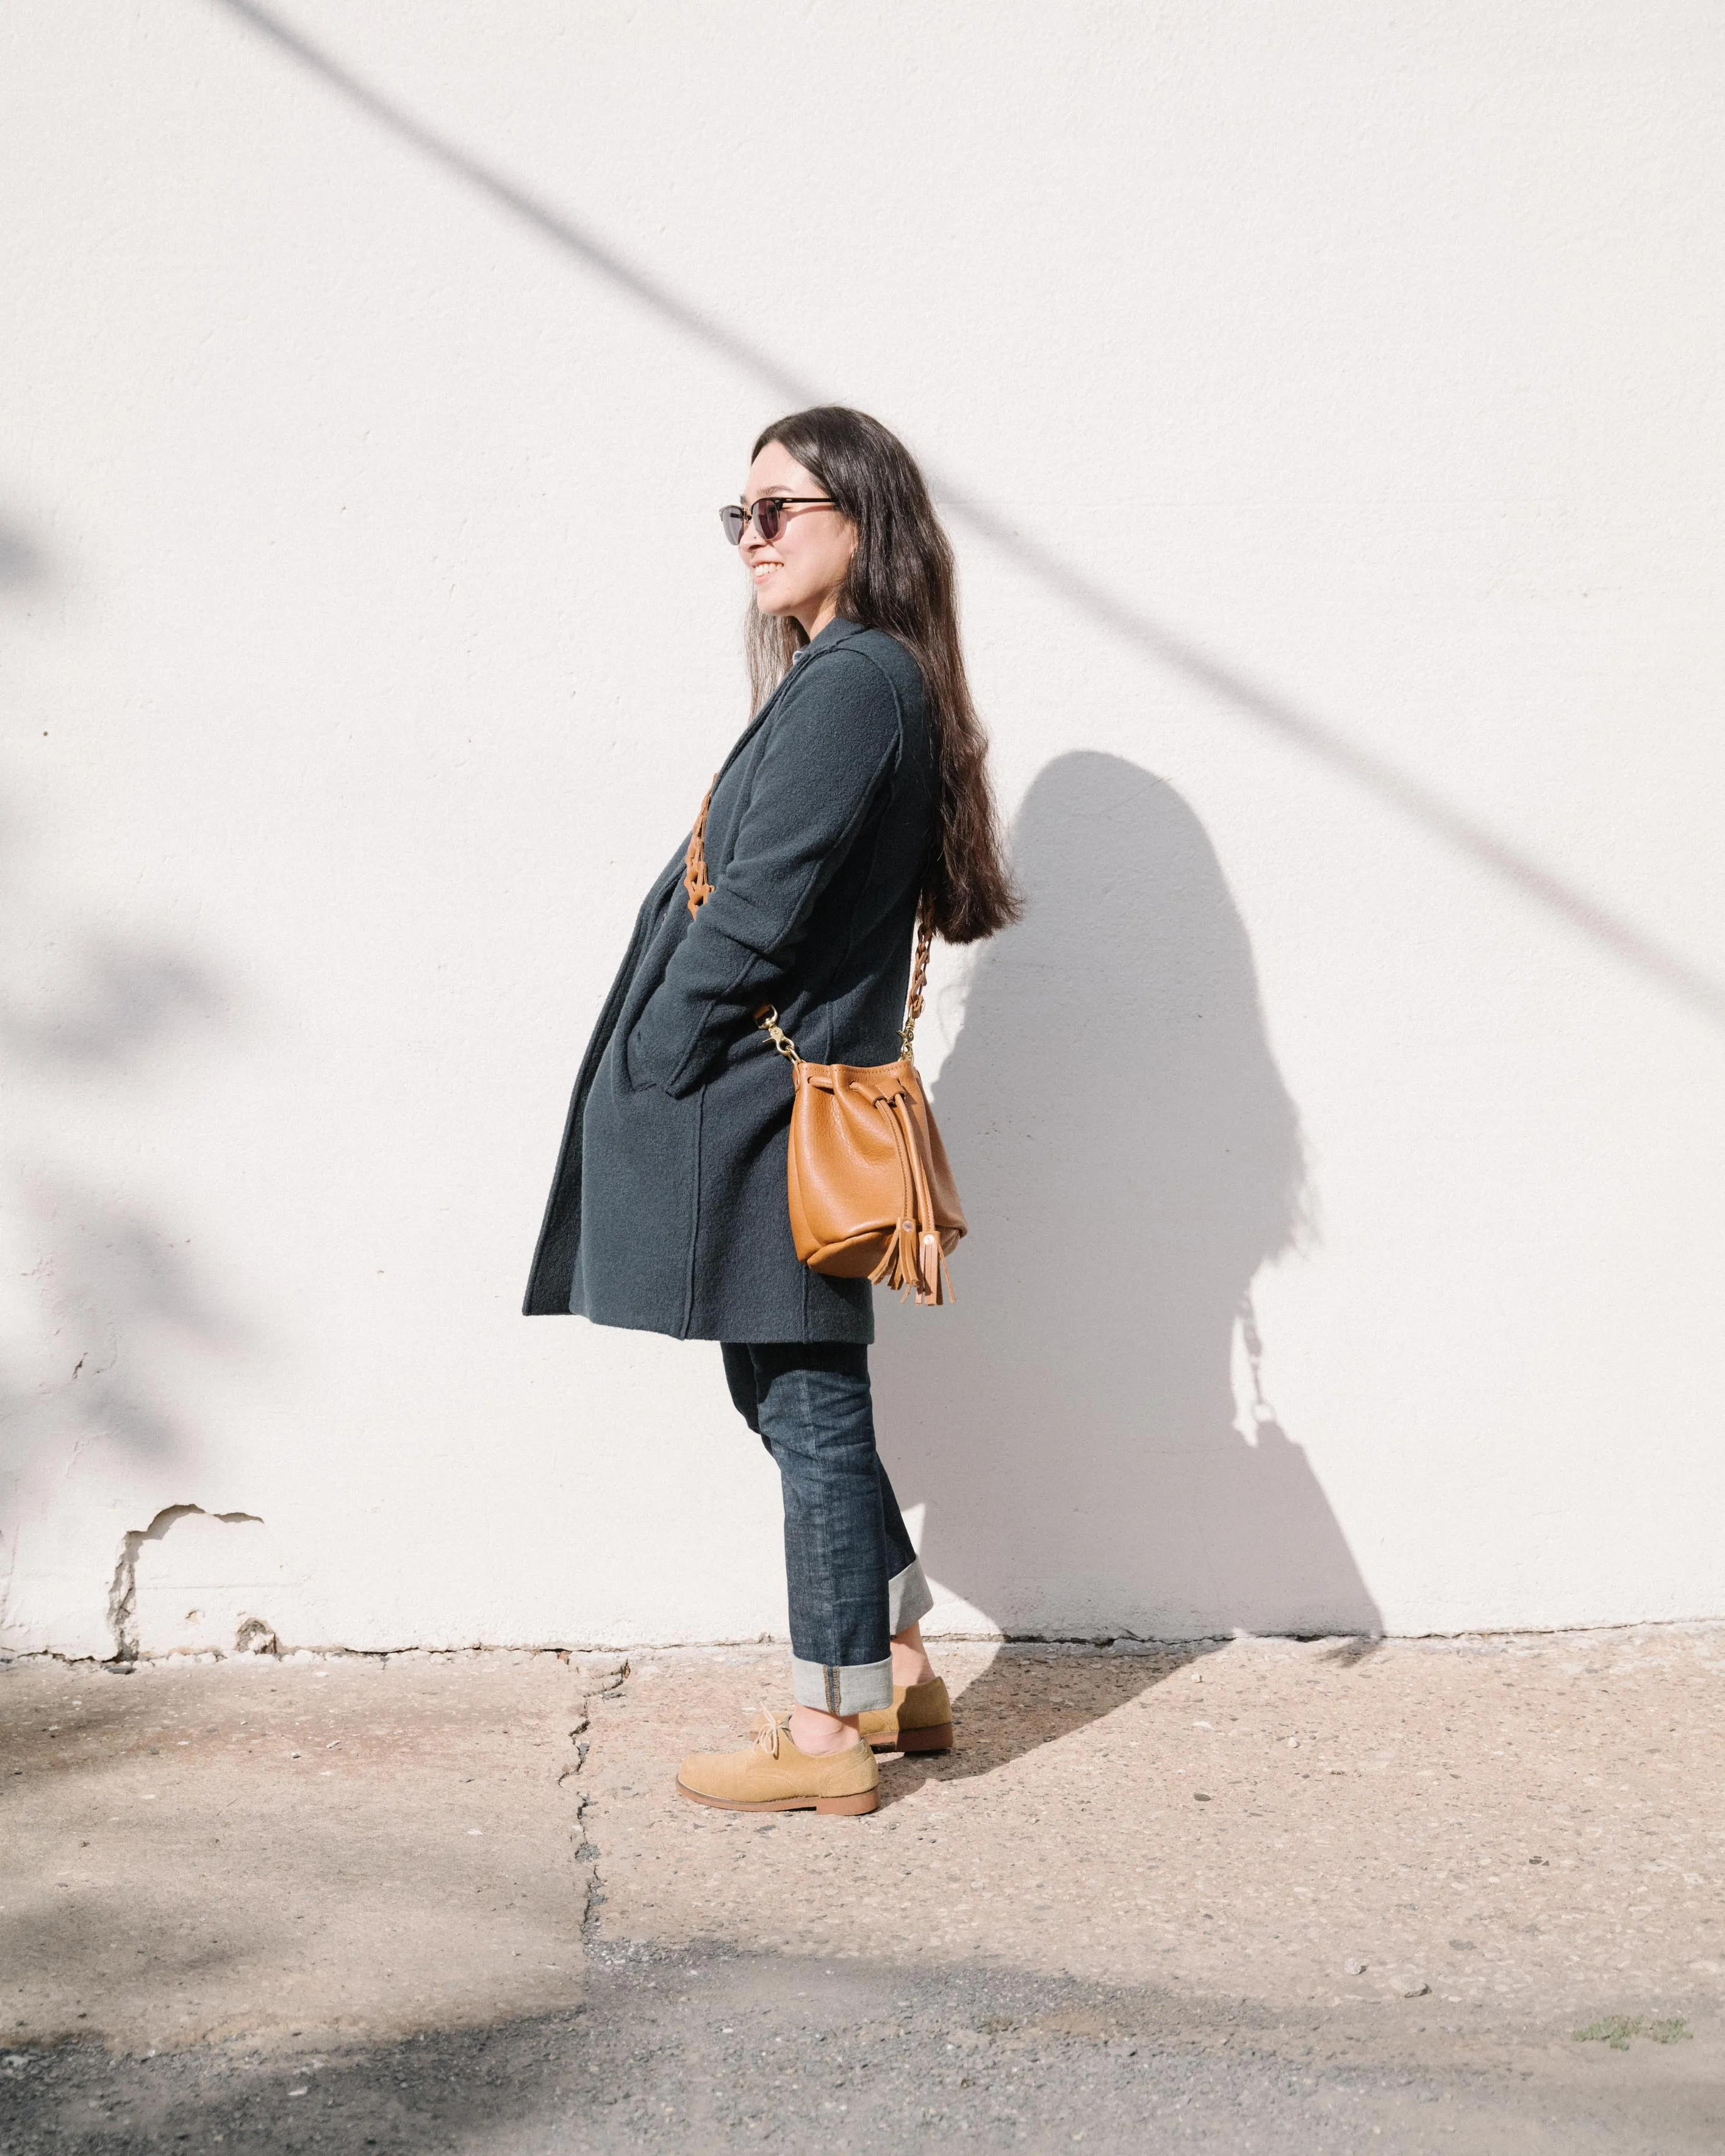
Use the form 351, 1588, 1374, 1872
873, 751, 1382, 1777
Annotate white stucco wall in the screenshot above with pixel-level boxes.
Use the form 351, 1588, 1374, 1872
4, 1, 1722, 1660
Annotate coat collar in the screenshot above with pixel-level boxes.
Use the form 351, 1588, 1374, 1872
792, 615, 866, 662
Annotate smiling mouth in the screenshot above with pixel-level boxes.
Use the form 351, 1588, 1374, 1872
751, 562, 781, 581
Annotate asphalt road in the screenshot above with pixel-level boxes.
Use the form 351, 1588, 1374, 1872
4, 1939, 1716, 2154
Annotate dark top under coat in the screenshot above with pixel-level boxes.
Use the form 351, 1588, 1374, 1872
523, 617, 938, 1342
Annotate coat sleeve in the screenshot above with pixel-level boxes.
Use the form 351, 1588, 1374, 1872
626, 649, 903, 1097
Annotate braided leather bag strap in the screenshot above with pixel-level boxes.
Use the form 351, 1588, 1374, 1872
683, 775, 717, 917
898, 906, 934, 1062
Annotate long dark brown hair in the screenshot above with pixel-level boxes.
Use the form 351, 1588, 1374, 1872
745, 406, 1020, 945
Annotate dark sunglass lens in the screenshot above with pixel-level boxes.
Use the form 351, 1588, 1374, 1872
755, 499, 783, 542
719, 505, 747, 544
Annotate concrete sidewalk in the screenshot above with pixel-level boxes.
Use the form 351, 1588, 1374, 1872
2, 1627, 1721, 2150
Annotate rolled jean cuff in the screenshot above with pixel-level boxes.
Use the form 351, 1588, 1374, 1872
889, 1556, 934, 1636
791, 1654, 894, 1715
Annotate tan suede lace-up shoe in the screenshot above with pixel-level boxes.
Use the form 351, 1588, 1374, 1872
676, 1712, 880, 1815
857, 1675, 953, 1754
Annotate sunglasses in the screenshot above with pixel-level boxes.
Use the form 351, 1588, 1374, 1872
719, 495, 836, 545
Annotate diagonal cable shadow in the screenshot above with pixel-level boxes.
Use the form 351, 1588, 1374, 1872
212, 0, 1725, 1030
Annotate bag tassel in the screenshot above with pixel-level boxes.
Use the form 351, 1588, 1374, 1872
867, 1220, 951, 1306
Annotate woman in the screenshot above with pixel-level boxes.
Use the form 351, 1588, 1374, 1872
525, 407, 1017, 1814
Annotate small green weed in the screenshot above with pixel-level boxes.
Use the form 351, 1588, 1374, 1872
1572, 2015, 1692, 2051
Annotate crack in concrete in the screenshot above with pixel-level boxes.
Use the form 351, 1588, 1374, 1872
562, 1657, 628, 1944
104, 1504, 265, 1664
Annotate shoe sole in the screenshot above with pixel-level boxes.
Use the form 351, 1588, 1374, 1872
869, 1721, 953, 1755
675, 1777, 878, 1815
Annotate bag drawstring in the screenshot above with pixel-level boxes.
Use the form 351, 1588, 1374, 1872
867, 1087, 953, 1306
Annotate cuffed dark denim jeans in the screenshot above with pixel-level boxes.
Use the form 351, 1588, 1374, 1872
722, 1341, 934, 1714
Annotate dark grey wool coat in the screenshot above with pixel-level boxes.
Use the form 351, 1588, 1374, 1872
523, 617, 938, 1342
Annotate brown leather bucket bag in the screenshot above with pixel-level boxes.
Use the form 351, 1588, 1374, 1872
684, 781, 967, 1305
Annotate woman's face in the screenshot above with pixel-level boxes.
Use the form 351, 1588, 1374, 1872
738, 441, 856, 636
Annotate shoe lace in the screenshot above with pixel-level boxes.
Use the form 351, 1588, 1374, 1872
751, 1707, 789, 1759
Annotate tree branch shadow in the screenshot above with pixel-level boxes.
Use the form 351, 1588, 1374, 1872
0, 514, 254, 1640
